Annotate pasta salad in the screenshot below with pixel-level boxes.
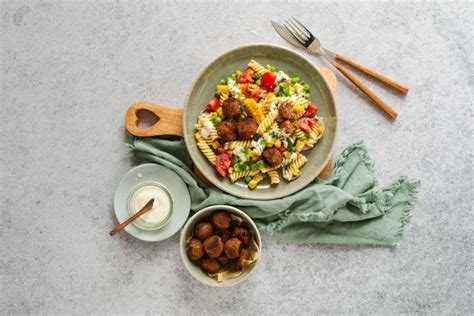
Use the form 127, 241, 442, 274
194, 59, 324, 190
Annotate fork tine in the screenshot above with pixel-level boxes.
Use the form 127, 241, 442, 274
289, 17, 311, 39
290, 16, 313, 38
284, 21, 307, 44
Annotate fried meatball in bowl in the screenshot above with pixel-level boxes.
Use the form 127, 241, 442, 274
180, 205, 261, 287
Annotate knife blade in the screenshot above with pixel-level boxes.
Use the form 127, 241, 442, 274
272, 20, 337, 63
271, 21, 303, 48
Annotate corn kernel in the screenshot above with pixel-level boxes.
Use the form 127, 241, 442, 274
292, 169, 300, 177
317, 124, 324, 134
216, 85, 231, 94
284, 152, 290, 159
195, 132, 203, 142
216, 107, 224, 117
294, 105, 305, 114
236, 70, 242, 76
274, 139, 282, 148
212, 141, 220, 149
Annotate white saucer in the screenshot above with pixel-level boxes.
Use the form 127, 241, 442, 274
113, 163, 191, 242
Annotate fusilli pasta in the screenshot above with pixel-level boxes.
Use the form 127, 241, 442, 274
229, 170, 259, 182
248, 59, 268, 75
283, 154, 308, 180
197, 140, 216, 165
256, 110, 279, 134
267, 170, 280, 184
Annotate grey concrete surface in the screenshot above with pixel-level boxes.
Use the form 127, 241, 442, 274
1, 0, 473, 314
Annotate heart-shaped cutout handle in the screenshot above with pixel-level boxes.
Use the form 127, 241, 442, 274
125, 102, 183, 137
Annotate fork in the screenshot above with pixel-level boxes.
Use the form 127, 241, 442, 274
283, 17, 406, 120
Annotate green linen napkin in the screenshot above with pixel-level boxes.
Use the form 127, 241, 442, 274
129, 138, 419, 246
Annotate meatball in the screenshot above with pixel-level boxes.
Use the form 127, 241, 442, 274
215, 229, 231, 243
262, 148, 283, 167
279, 101, 296, 120
232, 226, 251, 246
280, 120, 297, 134
217, 255, 230, 265
236, 118, 258, 140
186, 238, 204, 261
203, 236, 224, 258
216, 120, 237, 141
200, 256, 220, 274
224, 238, 242, 259
211, 211, 232, 231
195, 222, 213, 240
236, 248, 251, 269
222, 97, 241, 119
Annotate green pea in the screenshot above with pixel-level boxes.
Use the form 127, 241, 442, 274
219, 79, 226, 85
253, 73, 262, 79
244, 176, 252, 183
269, 66, 276, 72
304, 93, 310, 99
256, 79, 261, 86
303, 83, 310, 91
291, 76, 300, 84
214, 116, 222, 124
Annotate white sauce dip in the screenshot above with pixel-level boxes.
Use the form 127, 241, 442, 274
129, 185, 171, 225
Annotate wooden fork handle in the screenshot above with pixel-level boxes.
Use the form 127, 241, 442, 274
335, 54, 408, 95
334, 63, 398, 120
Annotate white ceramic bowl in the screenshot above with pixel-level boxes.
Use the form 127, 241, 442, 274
179, 205, 261, 287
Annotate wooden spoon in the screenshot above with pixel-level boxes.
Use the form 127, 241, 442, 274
110, 198, 154, 236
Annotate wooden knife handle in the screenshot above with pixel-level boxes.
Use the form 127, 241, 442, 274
125, 102, 183, 137
335, 54, 408, 95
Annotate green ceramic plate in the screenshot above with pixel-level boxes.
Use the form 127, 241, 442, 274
183, 44, 337, 200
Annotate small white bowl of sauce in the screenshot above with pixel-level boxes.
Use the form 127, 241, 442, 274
113, 163, 191, 242
127, 182, 173, 230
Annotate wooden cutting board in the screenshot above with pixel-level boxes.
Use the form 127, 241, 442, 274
125, 66, 337, 184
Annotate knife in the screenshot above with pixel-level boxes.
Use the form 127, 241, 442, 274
271, 20, 337, 63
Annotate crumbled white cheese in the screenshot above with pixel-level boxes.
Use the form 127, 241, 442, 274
200, 120, 214, 138
233, 146, 247, 162
227, 79, 241, 95
269, 101, 278, 113
290, 152, 298, 160
276, 71, 290, 82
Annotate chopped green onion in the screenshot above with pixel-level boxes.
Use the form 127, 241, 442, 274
304, 134, 311, 141
303, 83, 310, 91
253, 73, 262, 79
281, 83, 290, 96
291, 76, 301, 84
244, 176, 252, 183
231, 156, 238, 164
260, 139, 268, 146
